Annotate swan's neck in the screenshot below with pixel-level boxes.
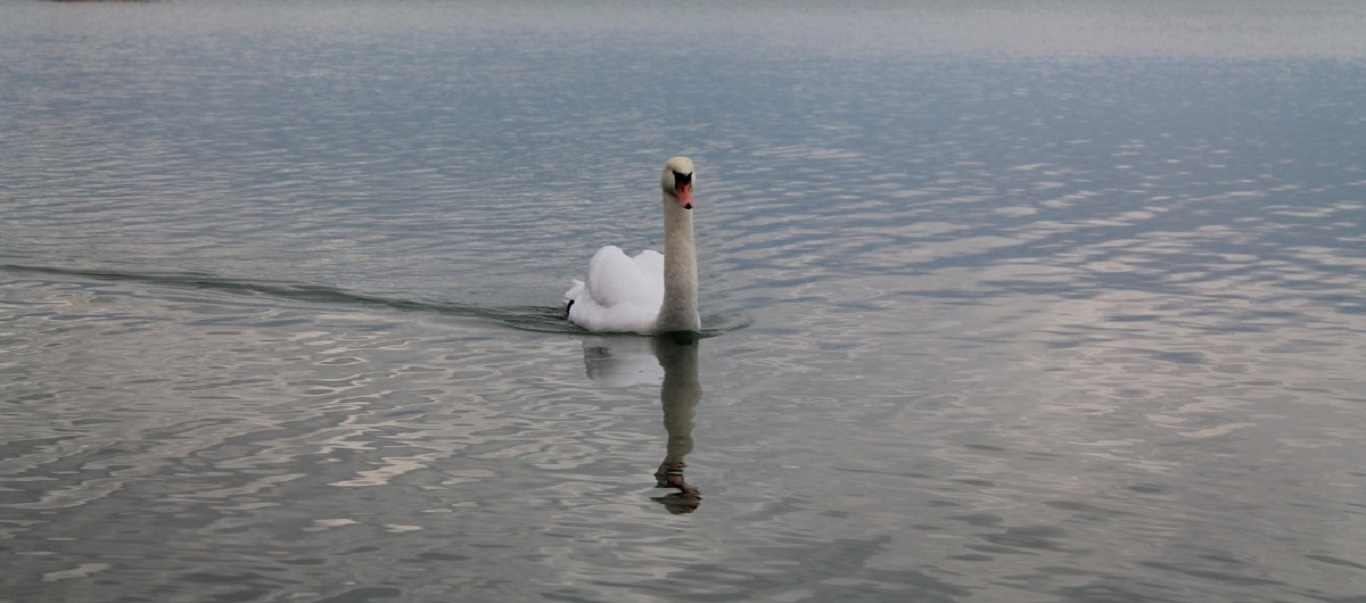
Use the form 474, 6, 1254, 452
657, 195, 700, 334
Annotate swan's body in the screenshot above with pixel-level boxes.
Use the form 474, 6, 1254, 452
565, 157, 700, 335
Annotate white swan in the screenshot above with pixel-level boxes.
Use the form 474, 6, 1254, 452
564, 157, 701, 335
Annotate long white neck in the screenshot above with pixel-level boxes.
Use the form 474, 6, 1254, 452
656, 194, 700, 334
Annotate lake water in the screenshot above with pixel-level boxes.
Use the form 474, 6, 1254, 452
3, 2, 1365, 602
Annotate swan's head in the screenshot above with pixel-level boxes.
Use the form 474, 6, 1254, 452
661, 156, 696, 210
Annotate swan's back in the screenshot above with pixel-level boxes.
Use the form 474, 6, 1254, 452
565, 245, 665, 333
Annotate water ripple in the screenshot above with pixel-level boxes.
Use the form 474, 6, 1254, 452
4, 3, 1366, 602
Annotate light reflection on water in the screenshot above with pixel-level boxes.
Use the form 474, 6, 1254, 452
3, 1, 1366, 602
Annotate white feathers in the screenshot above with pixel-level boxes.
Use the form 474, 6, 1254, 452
565, 246, 666, 334
564, 157, 701, 335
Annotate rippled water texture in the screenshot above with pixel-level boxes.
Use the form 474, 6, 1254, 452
3, 2, 1365, 602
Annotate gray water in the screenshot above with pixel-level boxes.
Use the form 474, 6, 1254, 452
3, 2, 1366, 602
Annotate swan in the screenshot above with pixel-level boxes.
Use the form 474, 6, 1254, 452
564, 156, 701, 335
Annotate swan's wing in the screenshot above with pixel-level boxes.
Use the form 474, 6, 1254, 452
632, 249, 664, 282
565, 246, 665, 333
585, 246, 663, 310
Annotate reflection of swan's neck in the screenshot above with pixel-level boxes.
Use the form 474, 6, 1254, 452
655, 336, 700, 468
657, 195, 700, 333
656, 335, 700, 397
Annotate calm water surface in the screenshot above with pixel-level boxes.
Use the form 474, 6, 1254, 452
3, 2, 1365, 602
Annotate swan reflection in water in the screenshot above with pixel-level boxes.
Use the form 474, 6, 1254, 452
581, 332, 702, 514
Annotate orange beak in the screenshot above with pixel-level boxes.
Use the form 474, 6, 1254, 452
675, 182, 693, 209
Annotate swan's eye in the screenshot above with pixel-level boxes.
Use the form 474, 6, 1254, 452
673, 171, 692, 186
